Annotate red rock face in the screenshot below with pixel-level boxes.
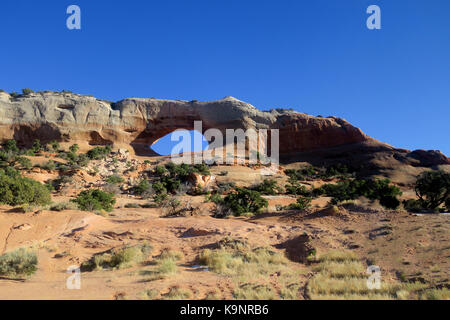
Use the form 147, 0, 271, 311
0, 92, 448, 167
275, 115, 369, 154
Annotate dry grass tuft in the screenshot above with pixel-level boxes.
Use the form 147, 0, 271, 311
307, 250, 431, 300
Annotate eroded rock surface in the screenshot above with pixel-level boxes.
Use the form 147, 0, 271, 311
0, 91, 448, 168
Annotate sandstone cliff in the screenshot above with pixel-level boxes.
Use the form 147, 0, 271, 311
0, 91, 448, 169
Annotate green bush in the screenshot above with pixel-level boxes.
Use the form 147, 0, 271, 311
40, 160, 57, 171
105, 175, 124, 185
3, 140, 19, 153
16, 157, 32, 170
49, 140, 60, 151
134, 179, 151, 195
222, 188, 268, 216
22, 88, 34, 95
315, 178, 402, 209
87, 146, 112, 160
0, 248, 38, 277
288, 197, 312, 210
32, 139, 42, 153
414, 170, 449, 210
252, 179, 283, 195
69, 144, 79, 154
285, 182, 311, 196
207, 193, 224, 204
72, 189, 116, 212
0, 168, 51, 206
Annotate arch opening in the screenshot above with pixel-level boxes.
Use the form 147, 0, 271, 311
150, 130, 209, 156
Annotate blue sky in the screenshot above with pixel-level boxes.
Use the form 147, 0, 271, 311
1, 0, 449, 155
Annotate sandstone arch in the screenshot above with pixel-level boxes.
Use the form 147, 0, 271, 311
0, 92, 448, 168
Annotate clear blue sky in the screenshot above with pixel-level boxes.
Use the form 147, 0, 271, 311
1, 0, 449, 155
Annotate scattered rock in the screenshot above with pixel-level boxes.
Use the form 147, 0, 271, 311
181, 227, 217, 238
14, 223, 32, 231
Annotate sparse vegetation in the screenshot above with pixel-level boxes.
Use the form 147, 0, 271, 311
105, 175, 125, 185
0, 168, 51, 206
0, 248, 38, 278
87, 145, 112, 160
314, 178, 402, 209
251, 179, 283, 195
414, 170, 449, 211
287, 196, 312, 211
72, 189, 116, 212
162, 287, 192, 300
307, 250, 429, 300
217, 188, 268, 217
50, 201, 78, 212
81, 243, 152, 271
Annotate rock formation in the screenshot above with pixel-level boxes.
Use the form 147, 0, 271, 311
0, 91, 448, 169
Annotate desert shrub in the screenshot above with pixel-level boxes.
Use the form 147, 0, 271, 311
140, 249, 184, 281
86, 145, 112, 160
161, 197, 182, 216
285, 182, 311, 196
154, 165, 168, 176
105, 175, 124, 185
420, 288, 450, 300
151, 162, 211, 194
3, 140, 19, 153
288, 197, 312, 211
221, 188, 268, 217
134, 179, 151, 195
32, 139, 42, 153
16, 157, 32, 170
285, 166, 318, 181
48, 175, 73, 190
49, 140, 60, 151
72, 189, 116, 212
252, 179, 283, 195
0, 248, 38, 278
198, 246, 288, 277
324, 164, 352, 178
207, 193, 224, 204
50, 201, 78, 212
414, 170, 449, 210
40, 160, 57, 171
308, 250, 430, 300
315, 179, 402, 209
216, 181, 236, 194
81, 243, 152, 271
69, 144, 79, 154
22, 88, 34, 95
102, 182, 121, 195
0, 168, 51, 206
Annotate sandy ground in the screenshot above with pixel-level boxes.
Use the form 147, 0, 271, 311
0, 151, 448, 300
0, 202, 448, 300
